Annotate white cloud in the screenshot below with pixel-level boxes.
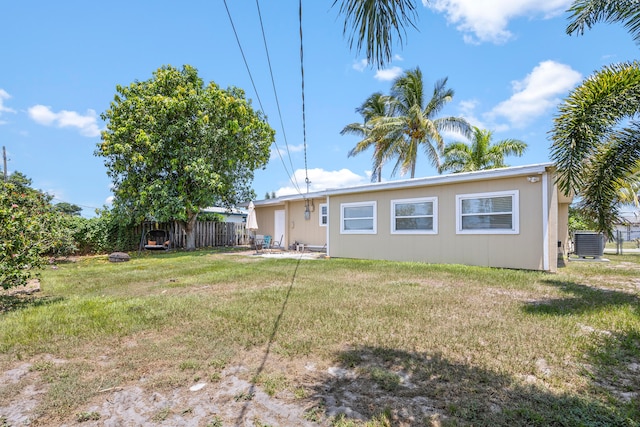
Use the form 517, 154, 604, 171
28, 104, 101, 137
487, 60, 582, 128
271, 143, 305, 162
352, 59, 368, 72
105, 195, 114, 205
457, 99, 486, 128
276, 168, 368, 196
426, 0, 571, 44
374, 66, 403, 81
0, 89, 16, 123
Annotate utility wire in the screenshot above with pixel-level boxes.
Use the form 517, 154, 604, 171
299, 0, 310, 194
223, 0, 302, 196
255, 0, 302, 195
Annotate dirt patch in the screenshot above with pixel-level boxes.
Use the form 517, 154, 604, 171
0, 351, 448, 426
0, 279, 41, 296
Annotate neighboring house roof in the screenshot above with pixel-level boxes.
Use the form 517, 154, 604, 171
253, 162, 560, 206
616, 211, 640, 225
201, 206, 248, 217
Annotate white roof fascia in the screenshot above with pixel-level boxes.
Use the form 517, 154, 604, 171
251, 163, 555, 205
252, 190, 328, 207
323, 163, 554, 197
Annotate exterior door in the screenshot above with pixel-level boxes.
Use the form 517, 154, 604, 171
274, 210, 285, 248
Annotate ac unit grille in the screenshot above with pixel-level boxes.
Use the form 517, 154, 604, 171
574, 231, 604, 257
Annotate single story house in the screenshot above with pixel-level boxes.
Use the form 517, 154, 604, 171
613, 211, 640, 241
251, 163, 572, 272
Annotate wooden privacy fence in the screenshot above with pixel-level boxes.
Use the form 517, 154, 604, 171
135, 221, 250, 250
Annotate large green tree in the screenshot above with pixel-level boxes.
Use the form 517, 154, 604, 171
54, 202, 83, 216
0, 179, 57, 289
441, 126, 527, 173
373, 67, 471, 178
550, 0, 640, 236
341, 92, 396, 182
97, 65, 274, 250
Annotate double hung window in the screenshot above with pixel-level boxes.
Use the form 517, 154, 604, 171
391, 197, 437, 234
341, 201, 376, 234
319, 203, 328, 226
456, 190, 519, 234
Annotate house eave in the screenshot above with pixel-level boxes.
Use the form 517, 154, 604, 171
323, 163, 556, 197
251, 163, 557, 205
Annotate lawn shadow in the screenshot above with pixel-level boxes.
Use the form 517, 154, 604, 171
523, 279, 640, 316
0, 294, 64, 315
521, 279, 640, 412
307, 346, 636, 426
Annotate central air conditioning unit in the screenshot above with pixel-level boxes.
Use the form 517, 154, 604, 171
573, 231, 605, 258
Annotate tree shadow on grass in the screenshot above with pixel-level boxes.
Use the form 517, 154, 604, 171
522, 279, 640, 415
307, 346, 636, 426
523, 279, 640, 317
0, 294, 63, 315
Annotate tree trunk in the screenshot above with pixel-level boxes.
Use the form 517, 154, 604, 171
184, 211, 199, 251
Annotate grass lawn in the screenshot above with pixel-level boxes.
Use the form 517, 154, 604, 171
1, 250, 639, 426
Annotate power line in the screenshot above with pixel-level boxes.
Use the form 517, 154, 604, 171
52, 198, 101, 211
299, 0, 310, 194
223, 0, 302, 196
255, 0, 302, 195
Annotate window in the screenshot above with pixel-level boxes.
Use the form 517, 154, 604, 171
341, 201, 376, 234
319, 203, 328, 226
391, 197, 437, 234
456, 190, 519, 234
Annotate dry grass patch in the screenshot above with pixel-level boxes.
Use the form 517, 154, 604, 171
0, 250, 638, 425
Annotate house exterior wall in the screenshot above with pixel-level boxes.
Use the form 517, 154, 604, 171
327, 173, 556, 271
253, 197, 327, 249
286, 198, 327, 249
254, 204, 280, 239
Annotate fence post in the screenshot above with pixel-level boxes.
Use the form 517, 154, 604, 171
617, 229, 623, 255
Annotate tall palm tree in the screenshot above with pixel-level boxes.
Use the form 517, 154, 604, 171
375, 67, 471, 178
441, 127, 527, 173
551, 0, 640, 237
341, 92, 395, 182
332, 0, 418, 69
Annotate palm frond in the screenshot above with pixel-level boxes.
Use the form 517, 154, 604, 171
567, 0, 640, 45
333, 0, 419, 69
579, 122, 640, 237
550, 61, 640, 195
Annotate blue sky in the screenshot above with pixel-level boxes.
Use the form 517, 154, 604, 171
1, 1, 637, 216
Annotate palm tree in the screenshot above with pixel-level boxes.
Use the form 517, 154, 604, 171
551, 0, 640, 237
375, 67, 471, 178
441, 127, 527, 173
332, 0, 418, 69
341, 92, 395, 182
616, 163, 640, 207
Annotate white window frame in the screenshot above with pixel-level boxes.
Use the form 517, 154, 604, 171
340, 201, 377, 234
390, 197, 438, 234
319, 203, 328, 227
456, 190, 519, 235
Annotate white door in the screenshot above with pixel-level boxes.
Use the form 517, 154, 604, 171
274, 210, 285, 248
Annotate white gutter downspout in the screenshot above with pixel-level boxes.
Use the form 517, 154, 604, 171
542, 171, 549, 271
325, 195, 330, 256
